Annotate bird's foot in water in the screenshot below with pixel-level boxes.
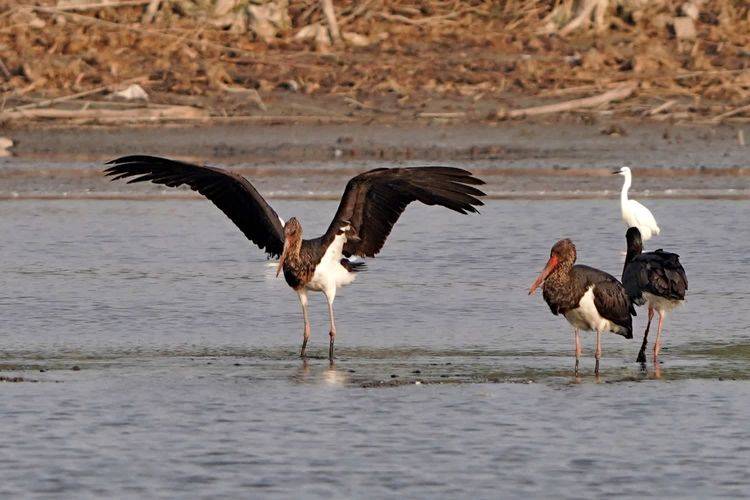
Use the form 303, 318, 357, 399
636, 350, 647, 364
328, 331, 335, 361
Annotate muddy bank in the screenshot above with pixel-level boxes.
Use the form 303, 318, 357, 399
2, 120, 749, 199
5, 119, 750, 165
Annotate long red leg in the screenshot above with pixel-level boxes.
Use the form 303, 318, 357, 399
653, 311, 665, 359
573, 329, 581, 373
594, 329, 602, 375
298, 291, 311, 358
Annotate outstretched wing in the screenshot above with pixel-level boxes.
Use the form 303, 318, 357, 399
104, 155, 284, 257
324, 167, 486, 257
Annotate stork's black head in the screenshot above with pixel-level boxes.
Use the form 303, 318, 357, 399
625, 227, 643, 262
626, 226, 642, 248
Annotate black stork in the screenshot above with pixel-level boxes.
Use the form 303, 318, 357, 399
528, 239, 634, 374
622, 227, 688, 363
104, 155, 486, 360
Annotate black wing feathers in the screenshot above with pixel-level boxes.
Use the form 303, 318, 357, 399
326, 167, 485, 257
574, 265, 635, 336
622, 250, 688, 305
104, 155, 284, 257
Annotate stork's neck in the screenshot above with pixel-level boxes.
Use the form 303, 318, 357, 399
620, 171, 632, 203
544, 260, 574, 292
624, 241, 642, 271
284, 235, 303, 263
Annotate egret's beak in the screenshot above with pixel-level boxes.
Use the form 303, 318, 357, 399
612, 168, 622, 175
528, 255, 559, 295
276, 239, 289, 277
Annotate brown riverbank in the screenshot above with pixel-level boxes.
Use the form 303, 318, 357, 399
1, 2, 749, 127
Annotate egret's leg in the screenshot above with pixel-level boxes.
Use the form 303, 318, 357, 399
594, 329, 602, 375
323, 286, 337, 361
573, 329, 581, 373
637, 306, 654, 364
653, 311, 665, 359
297, 290, 311, 358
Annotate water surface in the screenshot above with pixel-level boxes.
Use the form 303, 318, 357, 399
1, 198, 749, 498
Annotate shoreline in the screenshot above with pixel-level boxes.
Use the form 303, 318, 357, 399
2, 120, 748, 199
4, 118, 749, 164
3, 191, 749, 201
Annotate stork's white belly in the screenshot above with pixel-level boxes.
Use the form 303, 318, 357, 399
563, 287, 616, 333
305, 229, 356, 293
643, 292, 682, 313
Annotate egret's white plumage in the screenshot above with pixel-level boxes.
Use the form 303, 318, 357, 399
614, 167, 660, 241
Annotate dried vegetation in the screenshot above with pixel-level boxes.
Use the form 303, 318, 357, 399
1, 0, 749, 124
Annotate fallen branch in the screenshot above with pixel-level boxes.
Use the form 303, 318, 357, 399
538, 84, 601, 98
320, 0, 341, 43
418, 112, 467, 119
378, 11, 459, 26
504, 82, 637, 119
339, 0, 376, 27
643, 99, 677, 117
4, 76, 148, 113
653, 111, 691, 122
197, 115, 358, 124
674, 68, 749, 80
0, 105, 207, 123
710, 103, 750, 124
218, 84, 267, 111
141, 0, 161, 23
56, 0, 153, 10
342, 96, 384, 112
557, 0, 608, 36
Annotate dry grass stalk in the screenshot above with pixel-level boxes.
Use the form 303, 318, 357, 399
320, 0, 340, 43
505, 82, 638, 118
55, 0, 153, 11
710, 104, 750, 124
1, 105, 207, 123
5, 76, 148, 113
1, 1, 748, 123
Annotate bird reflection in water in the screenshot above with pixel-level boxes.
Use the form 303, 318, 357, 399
291, 358, 348, 386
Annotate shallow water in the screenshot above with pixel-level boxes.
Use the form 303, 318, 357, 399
2, 198, 749, 498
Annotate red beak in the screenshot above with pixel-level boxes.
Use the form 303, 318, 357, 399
276, 239, 289, 277
529, 255, 558, 295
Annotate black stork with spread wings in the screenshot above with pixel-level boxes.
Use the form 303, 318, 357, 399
105, 155, 486, 360
529, 239, 635, 374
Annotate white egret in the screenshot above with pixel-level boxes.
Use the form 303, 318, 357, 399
613, 166, 660, 241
